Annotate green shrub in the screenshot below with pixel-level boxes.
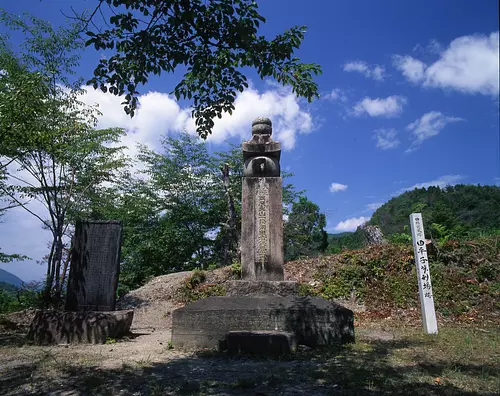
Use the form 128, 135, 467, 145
231, 262, 241, 279
315, 265, 368, 300
177, 269, 225, 302
298, 283, 317, 297
476, 261, 498, 282
389, 232, 412, 245
187, 269, 206, 287
0, 282, 43, 314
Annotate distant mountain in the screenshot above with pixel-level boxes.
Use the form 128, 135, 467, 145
0, 268, 23, 287
369, 184, 500, 237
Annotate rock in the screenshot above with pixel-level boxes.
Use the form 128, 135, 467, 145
359, 224, 386, 246
26, 310, 134, 345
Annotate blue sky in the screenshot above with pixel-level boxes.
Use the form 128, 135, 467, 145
1, 0, 499, 282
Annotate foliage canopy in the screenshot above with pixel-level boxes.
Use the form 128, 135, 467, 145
84, 0, 321, 138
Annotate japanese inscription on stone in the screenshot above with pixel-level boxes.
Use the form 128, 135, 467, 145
255, 178, 270, 267
410, 213, 438, 334
65, 220, 122, 312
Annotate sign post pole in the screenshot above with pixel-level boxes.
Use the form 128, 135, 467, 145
409, 213, 438, 334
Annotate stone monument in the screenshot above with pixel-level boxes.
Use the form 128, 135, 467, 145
27, 220, 133, 345
241, 117, 284, 280
65, 220, 122, 311
171, 117, 355, 353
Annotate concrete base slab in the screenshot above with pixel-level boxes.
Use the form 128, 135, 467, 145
26, 310, 134, 345
225, 280, 299, 296
226, 330, 296, 356
172, 296, 354, 350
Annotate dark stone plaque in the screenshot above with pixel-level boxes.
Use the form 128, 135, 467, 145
65, 220, 122, 311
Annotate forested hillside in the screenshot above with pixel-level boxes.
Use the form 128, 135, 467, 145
369, 185, 500, 238
0, 269, 23, 287
326, 185, 500, 253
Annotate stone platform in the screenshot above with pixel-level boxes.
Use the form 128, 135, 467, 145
171, 296, 354, 350
26, 310, 134, 345
225, 280, 299, 297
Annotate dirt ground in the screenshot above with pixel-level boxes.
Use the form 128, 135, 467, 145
1, 321, 498, 396
1, 272, 498, 395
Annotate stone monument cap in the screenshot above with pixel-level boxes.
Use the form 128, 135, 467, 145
252, 117, 272, 135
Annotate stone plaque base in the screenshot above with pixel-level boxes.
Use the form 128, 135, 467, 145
26, 310, 134, 345
172, 296, 354, 350
226, 330, 296, 356
225, 280, 299, 297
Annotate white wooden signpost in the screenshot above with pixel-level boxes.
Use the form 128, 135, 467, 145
409, 213, 438, 334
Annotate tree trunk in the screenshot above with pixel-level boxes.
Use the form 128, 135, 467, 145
43, 239, 56, 304
60, 246, 72, 293
221, 163, 239, 266
53, 234, 63, 300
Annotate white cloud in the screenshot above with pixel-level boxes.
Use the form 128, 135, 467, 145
189, 86, 314, 150
366, 202, 384, 211
344, 61, 369, 74
406, 111, 464, 151
373, 128, 400, 150
334, 216, 369, 232
79, 84, 315, 153
413, 39, 443, 55
323, 88, 348, 102
392, 55, 427, 83
79, 88, 188, 160
397, 174, 465, 195
371, 66, 386, 81
394, 31, 499, 96
330, 183, 348, 193
344, 61, 386, 81
353, 96, 407, 117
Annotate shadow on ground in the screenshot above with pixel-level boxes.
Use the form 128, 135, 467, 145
0, 333, 498, 396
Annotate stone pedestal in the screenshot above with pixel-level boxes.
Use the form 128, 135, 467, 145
26, 310, 134, 345
172, 296, 354, 350
241, 177, 284, 281
65, 220, 122, 312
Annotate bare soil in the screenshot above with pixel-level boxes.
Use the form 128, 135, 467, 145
1, 270, 498, 395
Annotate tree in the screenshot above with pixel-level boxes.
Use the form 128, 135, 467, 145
284, 196, 328, 260
83, 0, 321, 138
98, 133, 225, 291
0, 13, 128, 302
98, 132, 303, 292
369, 185, 500, 239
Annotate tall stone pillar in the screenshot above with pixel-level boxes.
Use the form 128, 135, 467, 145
241, 117, 284, 281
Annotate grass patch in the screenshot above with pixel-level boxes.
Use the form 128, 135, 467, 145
177, 269, 226, 303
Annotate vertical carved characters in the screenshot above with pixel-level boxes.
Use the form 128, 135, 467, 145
255, 178, 270, 268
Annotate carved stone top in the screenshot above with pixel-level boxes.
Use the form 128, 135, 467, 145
252, 117, 272, 135
243, 117, 281, 177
